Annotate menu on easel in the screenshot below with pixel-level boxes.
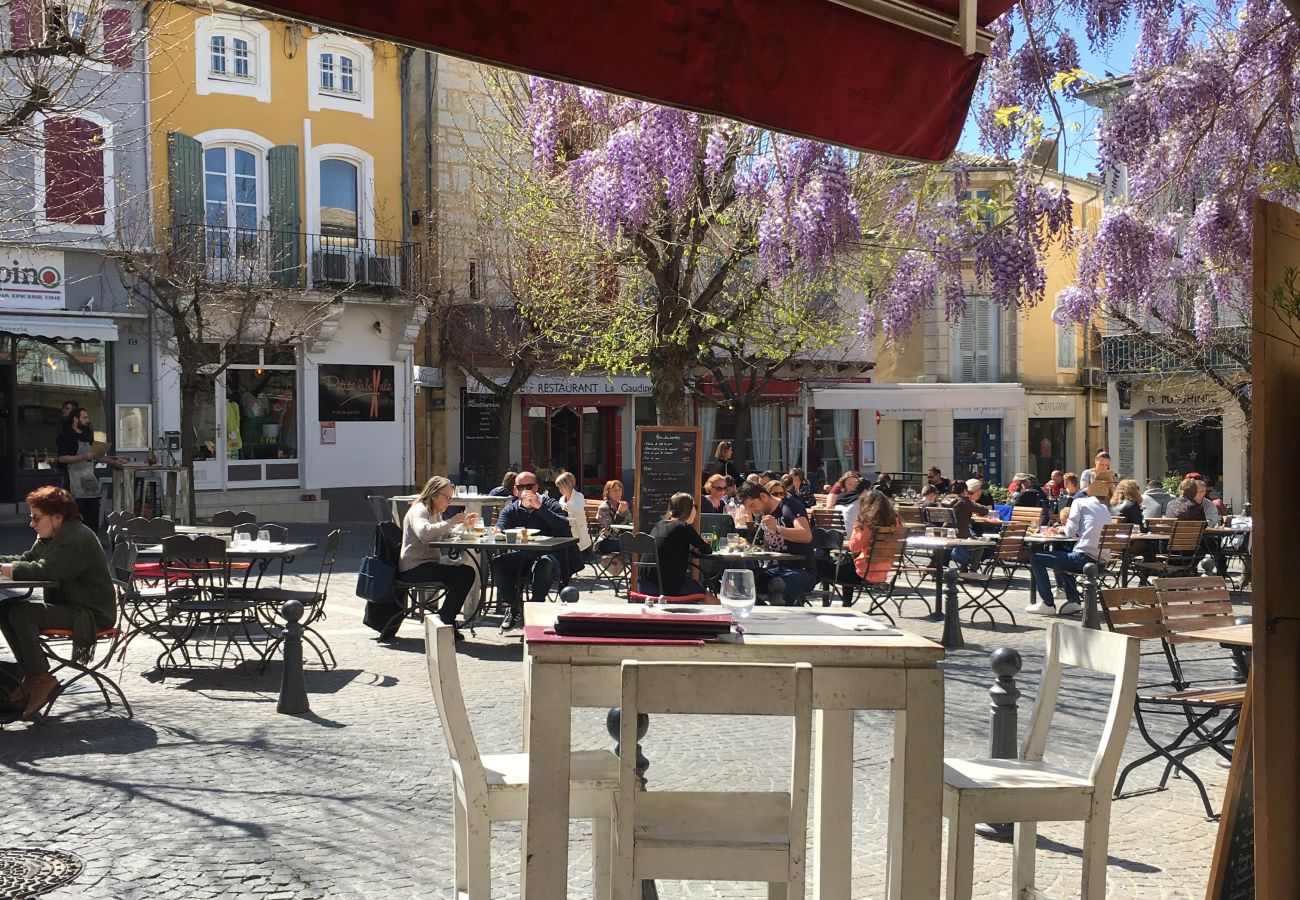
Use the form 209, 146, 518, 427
1206, 689, 1253, 900
633, 426, 702, 533
631, 426, 701, 594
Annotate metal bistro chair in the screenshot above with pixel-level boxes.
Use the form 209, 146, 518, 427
956, 522, 1030, 627
210, 509, 257, 527
614, 661, 813, 898
156, 534, 262, 672
231, 522, 290, 589
620, 531, 658, 597
255, 528, 343, 672
1099, 582, 1243, 819
373, 521, 452, 634
832, 525, 911, 624
924, 505, 957, 528
35, 558, 134, 719
941, 625, 1139, 900
424, 618, 616, 899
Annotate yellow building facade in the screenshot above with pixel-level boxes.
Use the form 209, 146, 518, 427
867, 163, 1105, 489
146, 2, 423, 520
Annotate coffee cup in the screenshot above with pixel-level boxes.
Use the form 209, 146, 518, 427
505, 530, 518, 544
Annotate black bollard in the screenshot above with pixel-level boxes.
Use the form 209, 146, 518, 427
1081, 562, 1102, 630
558, 585, 580, 604
941, 565, 964, 649
277, 599, 311, 715
606, 706, 658, 900
1199, 555, 1216, 577
977, 647, 1023, 841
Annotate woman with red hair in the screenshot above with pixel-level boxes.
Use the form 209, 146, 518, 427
0, 486, 116, 717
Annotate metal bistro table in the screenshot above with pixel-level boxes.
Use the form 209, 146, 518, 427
521, 602, 946, 899
904, 534, 995, 617
424, 534, 579, 624
0, 579, 56, 599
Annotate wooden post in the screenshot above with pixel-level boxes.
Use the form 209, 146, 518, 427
1249, 199, 1300, 898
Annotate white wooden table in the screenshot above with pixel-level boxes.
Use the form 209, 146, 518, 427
521, 602, 946, 899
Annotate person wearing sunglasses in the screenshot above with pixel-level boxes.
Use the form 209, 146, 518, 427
492, 471, 575, 631
0, 486, 116, 718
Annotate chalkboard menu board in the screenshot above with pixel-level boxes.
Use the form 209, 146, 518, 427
1207, 692, 1253, 900
633, 426, 701, 533
460, 389, 503, 486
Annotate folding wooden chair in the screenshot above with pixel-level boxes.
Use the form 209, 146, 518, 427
956, 522, 1029, 627
1132, 520, 1205, 581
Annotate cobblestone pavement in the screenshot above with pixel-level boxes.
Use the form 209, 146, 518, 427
0, 523, 1245, 898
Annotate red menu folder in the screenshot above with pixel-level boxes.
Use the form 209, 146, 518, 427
553, 610, 733, 640
523, 626, 707, 646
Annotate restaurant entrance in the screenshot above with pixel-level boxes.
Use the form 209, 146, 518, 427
953, 419, 1002, 488
523, 400, 623, 493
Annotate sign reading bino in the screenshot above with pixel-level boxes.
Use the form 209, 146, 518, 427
0, 248, 65, 310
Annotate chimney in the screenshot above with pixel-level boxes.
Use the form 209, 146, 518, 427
1028, 139, 1059, 172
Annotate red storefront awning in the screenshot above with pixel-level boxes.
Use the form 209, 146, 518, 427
239, 0, 1014, 161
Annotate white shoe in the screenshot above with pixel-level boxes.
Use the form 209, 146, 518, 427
1057, 601, 1082, 616
1024, 602, 1055, 614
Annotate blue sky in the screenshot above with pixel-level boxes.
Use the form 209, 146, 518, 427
958, 18, 1140, 178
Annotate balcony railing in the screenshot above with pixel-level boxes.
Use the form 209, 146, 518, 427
1100, 326, 1251, 378
171, 224, 424, 295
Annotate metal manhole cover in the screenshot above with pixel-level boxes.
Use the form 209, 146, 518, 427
0, 849, 84, 899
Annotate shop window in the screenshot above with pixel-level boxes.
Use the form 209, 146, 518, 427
810, 409, 855, 486
901, 420, 923, 472
1029, 418, 1068, 484
953, 419, 1002, 487
634, 396, 656, 428
13, 339, 106, 472
225, 367, 297, 462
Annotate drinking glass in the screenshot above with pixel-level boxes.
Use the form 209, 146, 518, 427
468, 484, 479, 496
718, 569, 757, 622
257, 529, 270, 545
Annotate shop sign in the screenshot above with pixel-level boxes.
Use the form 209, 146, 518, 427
1144, 390, 1217, 409
1117, 417, 1135, 478
466, 373, 652, 396
0, 247, 65, 311
318, 364, 395, 421
1028, 395, 1075, 418
954, 407, 1005, 419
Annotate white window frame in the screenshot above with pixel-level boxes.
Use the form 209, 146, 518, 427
951, 296, 1000, 383
43, 1, 112, 72
306, 144, 375, 241
306, 33, 374, 118
1056, 322, 1078, 371
32, 111, 116, 237
195, 14, 271, 103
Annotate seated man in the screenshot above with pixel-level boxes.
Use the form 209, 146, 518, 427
1011, 475, 1050, 525
0, 486, 117, 718
737, 481, 817, 606
1026, 478, 1113, 616
941, 481, 992, 571
492, 471, 573, 631
925, 466, 951, 497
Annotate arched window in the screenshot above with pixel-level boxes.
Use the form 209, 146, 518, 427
319, 158, 359, 242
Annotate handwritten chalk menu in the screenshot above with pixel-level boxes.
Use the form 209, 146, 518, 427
1207, 692, 1253, 900
633, 426, 701, 533
460, 389, 502, 485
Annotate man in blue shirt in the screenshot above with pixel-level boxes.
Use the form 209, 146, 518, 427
737, 481, 817, 606
492, 471, 574, 631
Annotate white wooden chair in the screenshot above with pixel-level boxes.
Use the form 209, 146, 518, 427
423, 617, 617, 899
613, 661, 813, 899
941, 624, 1139, 900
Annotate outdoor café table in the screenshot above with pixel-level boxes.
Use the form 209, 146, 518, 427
389, 492, 501, 525
1179, 624, 1253, 647
521, 601, 946, 900
136, 540, 317, 561
174, 524, 235, 537
904, 534, 995, 617
424, 534, 578, 622
0, 579, 56, 600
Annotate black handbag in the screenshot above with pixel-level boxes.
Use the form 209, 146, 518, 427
359, 523, 405, 637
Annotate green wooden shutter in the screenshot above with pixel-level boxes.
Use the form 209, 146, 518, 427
167, 132, 203, 268
268, 145, 302, 287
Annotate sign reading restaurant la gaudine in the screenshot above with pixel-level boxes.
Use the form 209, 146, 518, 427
318, 364, 396, 422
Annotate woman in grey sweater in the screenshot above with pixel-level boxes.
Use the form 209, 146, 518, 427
1, 486, 116, 717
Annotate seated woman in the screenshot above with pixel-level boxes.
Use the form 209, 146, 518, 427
700, 474, 732, 514
1110, 479, 1148, 532
399, 475, 479, 637
0, 486, 117, 718
648, 492, 716, 600
848, 490, 903, 583
827, 471, 861, 507
595, 479, 631, 553
554, 471, 592, 556
787, 468, 816, 505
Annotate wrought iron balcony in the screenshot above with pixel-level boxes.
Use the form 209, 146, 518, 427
171, 224, 425, 295
1100, 326, 1251, 379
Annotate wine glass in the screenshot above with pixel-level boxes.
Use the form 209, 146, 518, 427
718, 569, 757, 625
257, 529, 270, 545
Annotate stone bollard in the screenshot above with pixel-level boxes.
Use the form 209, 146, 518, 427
1081, 562, 1102, 630
1199, 555, 1216, 576
766, 576, 787, 606
276, 599, 311, 715
977, 647, 1023, 841
941, 565, 964, 649
558, 585, 580, 604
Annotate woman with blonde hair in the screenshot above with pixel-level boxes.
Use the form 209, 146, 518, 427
1110, 478, 1147, 532
554, 471, 592, 553
399, 475, 479, 636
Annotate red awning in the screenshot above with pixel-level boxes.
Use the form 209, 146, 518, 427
240, 0, 1013, 161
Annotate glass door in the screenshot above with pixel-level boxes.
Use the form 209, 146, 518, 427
953, 419, 1002, 487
